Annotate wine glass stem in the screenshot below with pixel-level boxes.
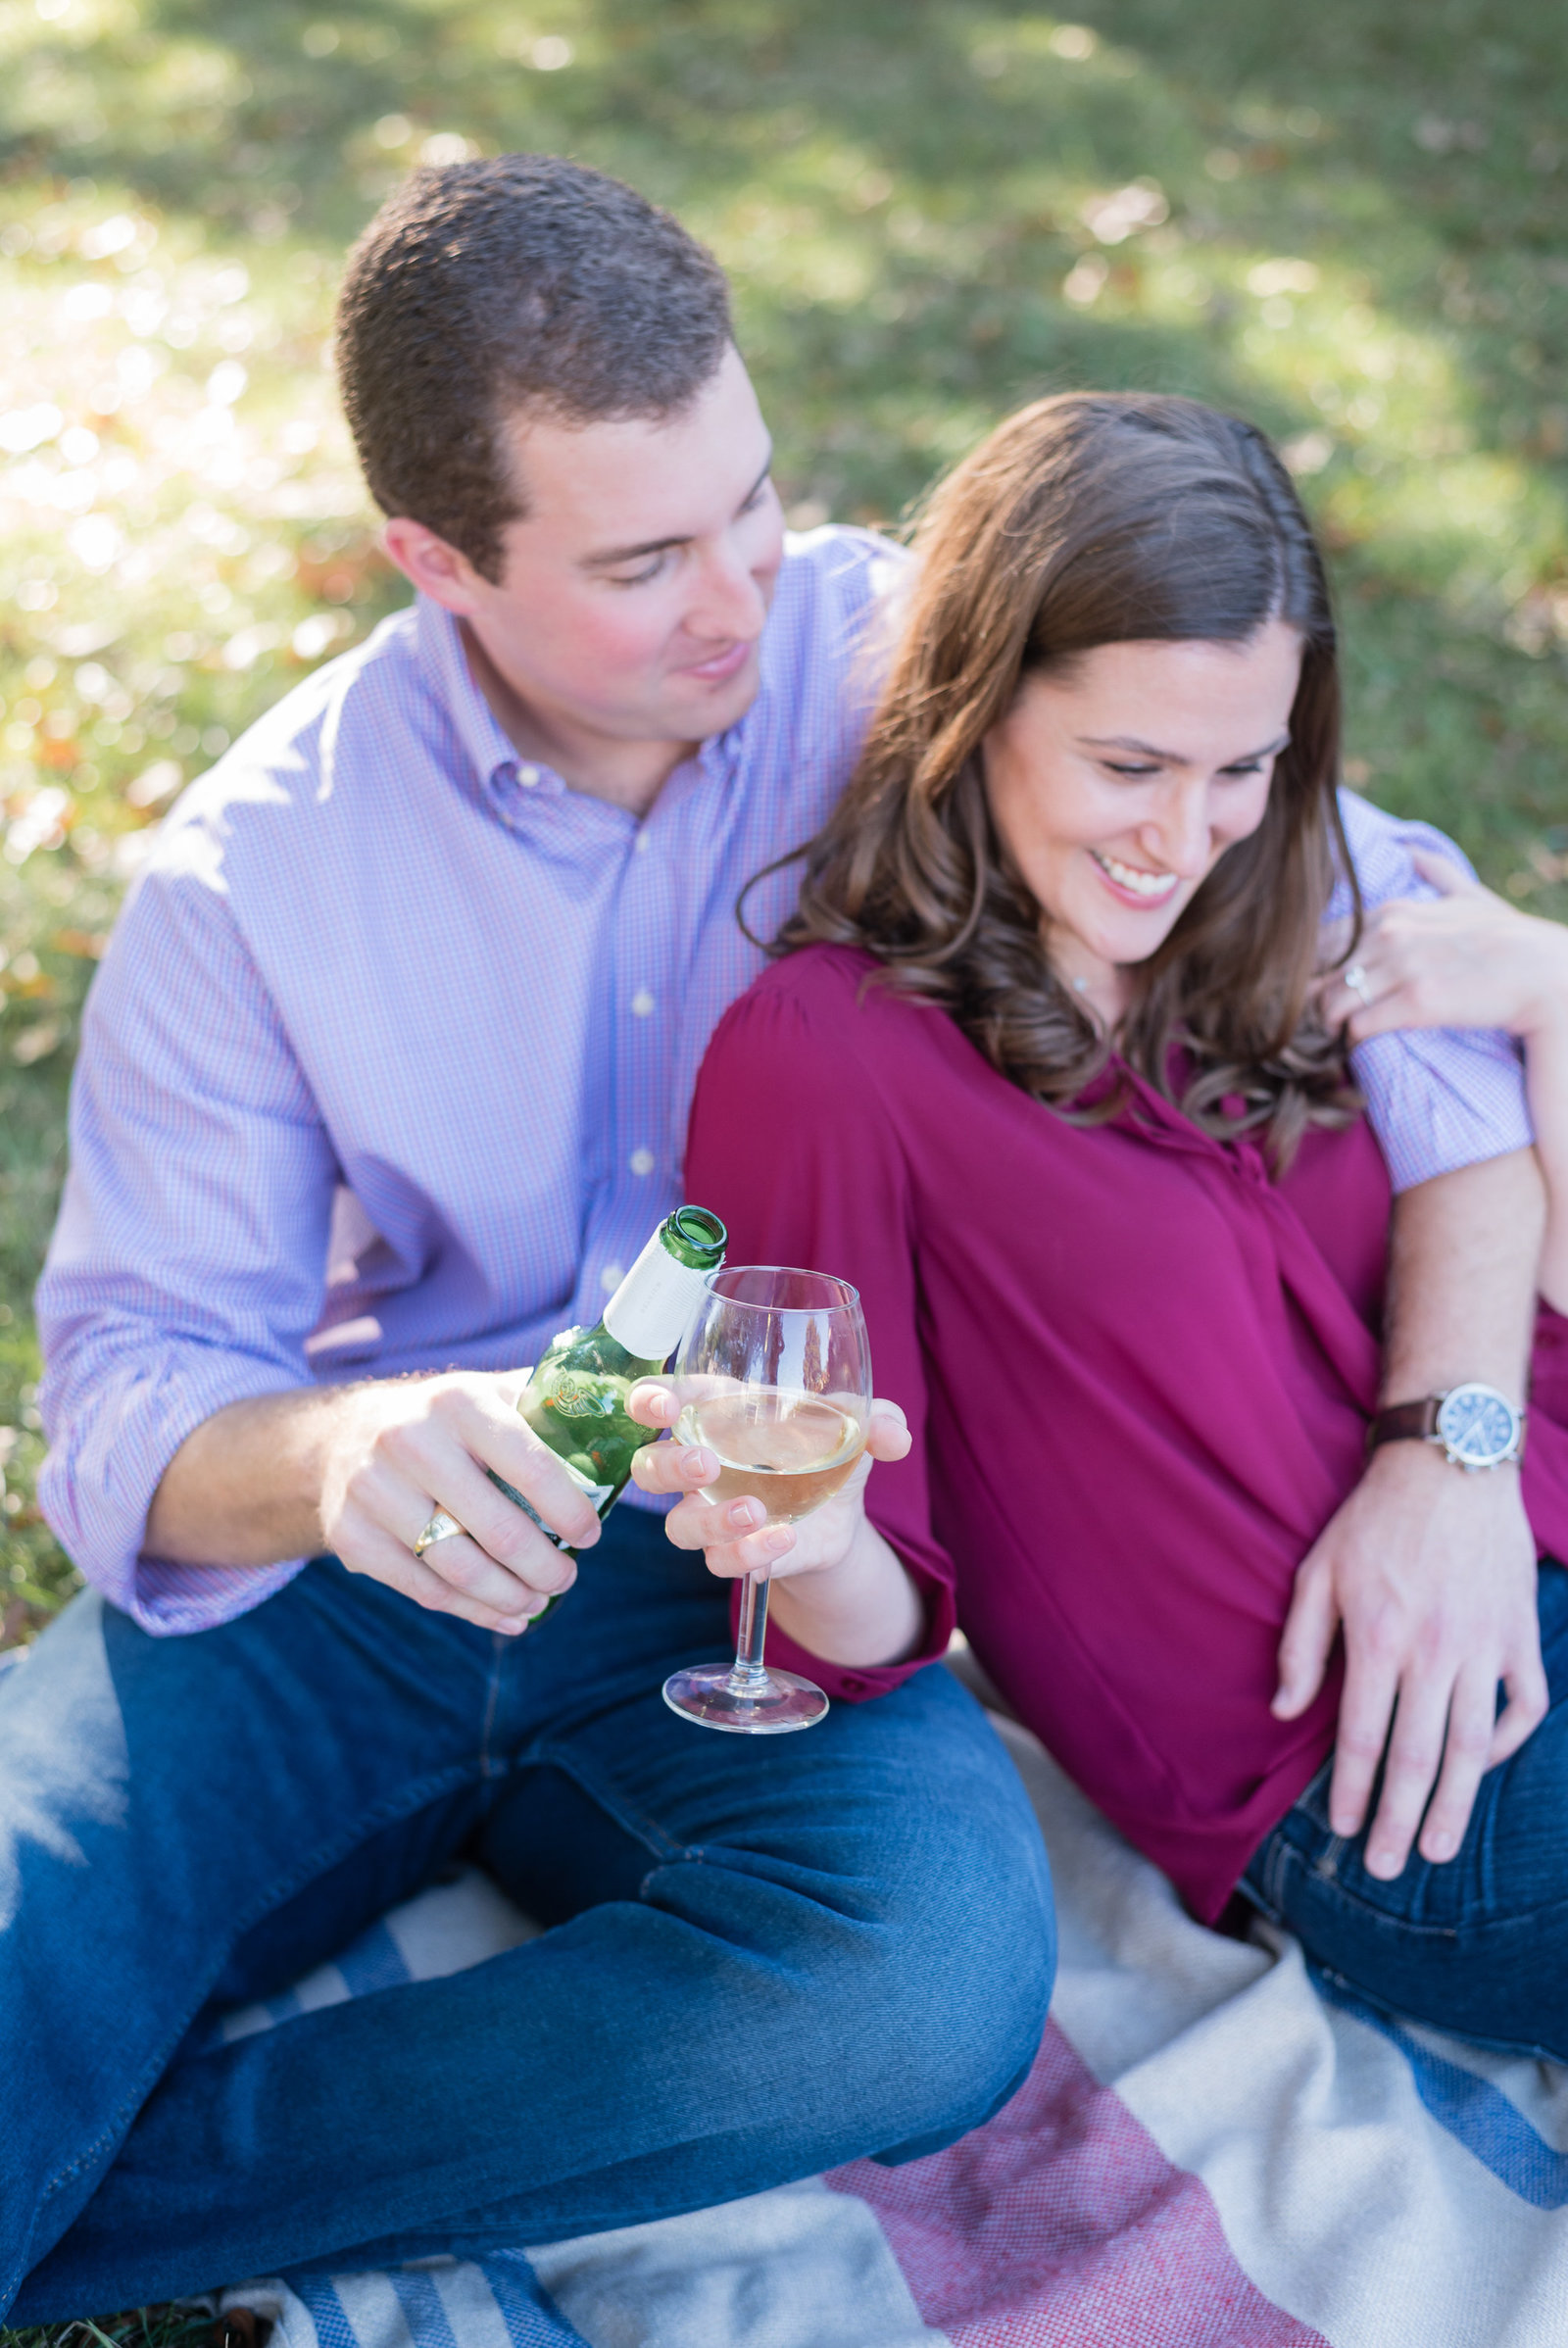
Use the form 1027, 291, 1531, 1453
730, 1570, 772, 1692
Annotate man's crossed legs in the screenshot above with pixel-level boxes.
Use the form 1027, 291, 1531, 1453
1, 1510, 1054, 2319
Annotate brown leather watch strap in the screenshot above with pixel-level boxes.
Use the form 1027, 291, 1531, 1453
1365, 1396, 1443, 1451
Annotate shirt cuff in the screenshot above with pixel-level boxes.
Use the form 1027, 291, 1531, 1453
124, 1553, 309, 1638
727, 1547, 956, 1704
38, 1351, 313, 1636
1350, 1025, 1535, 1194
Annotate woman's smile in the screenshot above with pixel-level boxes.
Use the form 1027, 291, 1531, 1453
1090, 848, 1182, 905
981, 624, 1302, 1021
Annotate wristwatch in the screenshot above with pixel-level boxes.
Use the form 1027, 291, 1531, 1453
1365, 1384, 1526, 1472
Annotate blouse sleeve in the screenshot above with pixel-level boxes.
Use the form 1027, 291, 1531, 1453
682, 958, 956, 1700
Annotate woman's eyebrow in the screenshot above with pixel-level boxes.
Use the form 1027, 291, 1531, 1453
1076, 733, 1184, 760
1076, 731, 1291, 763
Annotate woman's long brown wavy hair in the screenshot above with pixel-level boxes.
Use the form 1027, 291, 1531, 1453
773, 392, 1361, 1165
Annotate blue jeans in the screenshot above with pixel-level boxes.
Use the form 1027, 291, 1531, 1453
1242, 1559, 1568, 2063
0, 1509, 1054, 2321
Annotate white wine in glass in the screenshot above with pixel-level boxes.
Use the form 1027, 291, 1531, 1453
662, 1267, 872, 1735
674, 1388, 865, 1523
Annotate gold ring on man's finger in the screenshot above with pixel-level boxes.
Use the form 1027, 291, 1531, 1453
413, 1508, 465, 1558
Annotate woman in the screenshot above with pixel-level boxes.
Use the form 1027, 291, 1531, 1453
632, 392, 1568, 2058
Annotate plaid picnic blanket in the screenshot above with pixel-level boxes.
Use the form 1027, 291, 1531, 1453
185, 1715, 1568, 2346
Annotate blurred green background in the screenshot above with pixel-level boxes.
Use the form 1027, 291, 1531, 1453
1, 0, 1565, 1642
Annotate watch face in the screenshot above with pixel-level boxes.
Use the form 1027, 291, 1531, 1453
1436, 1384, 1518, 1467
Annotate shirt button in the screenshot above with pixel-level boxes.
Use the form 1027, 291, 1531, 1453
517, 763, 540, 788
600, 1263, 625, 1294
634, 828, 651, 854
630, 989, 656, 1017
629, 1148, 655, 1177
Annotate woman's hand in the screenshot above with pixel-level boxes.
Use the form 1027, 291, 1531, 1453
1319, 850, 1568, 1044
626, 1385, 925, 1666
626, 1385, 909, 1579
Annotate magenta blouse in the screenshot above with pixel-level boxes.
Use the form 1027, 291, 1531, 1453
685, 945, 1568, 1922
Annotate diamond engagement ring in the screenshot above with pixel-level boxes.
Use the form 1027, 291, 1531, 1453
413, 1509, 465, 1557
1344, 961, 1374, 1008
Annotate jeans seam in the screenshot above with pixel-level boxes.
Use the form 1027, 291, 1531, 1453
1264, 1831, 1290, 1914
1272, 1836, 1460, 1942
1310, 1832, 1347, 1884
478, 1637, 505, 1781
27, 1755, 487, 2234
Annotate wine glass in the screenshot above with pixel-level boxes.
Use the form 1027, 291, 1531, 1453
662, 1266, 872, 1734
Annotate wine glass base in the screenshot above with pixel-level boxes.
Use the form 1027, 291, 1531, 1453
662, 1663, 829, 1735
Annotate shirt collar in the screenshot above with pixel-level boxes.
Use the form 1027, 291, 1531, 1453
415, 595, 540, 794
415, 588, 753, 813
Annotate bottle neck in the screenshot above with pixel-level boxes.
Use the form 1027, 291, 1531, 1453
602, 1226, 716, 1362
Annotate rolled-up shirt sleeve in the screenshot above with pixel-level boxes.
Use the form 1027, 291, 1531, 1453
1335, 789, 1535, 1193
36, 845, 338, 1634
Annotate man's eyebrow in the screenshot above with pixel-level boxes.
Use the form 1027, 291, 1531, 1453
1076, 731, 1291, 764
580, 452, 775, 571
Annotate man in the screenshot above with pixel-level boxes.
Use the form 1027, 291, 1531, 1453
0, 155, 1545, 2315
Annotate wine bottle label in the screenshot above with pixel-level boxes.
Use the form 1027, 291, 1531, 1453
602, 1230, 714, 1362
557, 1457, 615, 1509
489, 1462, 614, 1540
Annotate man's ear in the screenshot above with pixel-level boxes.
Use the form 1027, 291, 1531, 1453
382, 516, 486, 615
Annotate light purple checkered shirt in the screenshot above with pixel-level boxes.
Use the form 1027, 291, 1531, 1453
36, 529, 1534, 1633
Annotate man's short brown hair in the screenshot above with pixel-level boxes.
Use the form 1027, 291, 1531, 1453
335, 154, 733, 582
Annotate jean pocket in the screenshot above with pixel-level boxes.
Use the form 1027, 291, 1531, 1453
1292, 1751, 1337, 1832
1243, 1756, 1345, 1920
1265, 1814, 1464, 1944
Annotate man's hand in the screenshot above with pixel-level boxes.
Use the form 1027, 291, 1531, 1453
626, 1382, 924, 1667
1320, 855, 1568, 1313
1271, 1146, 1547, 1877
147, 1371, 603, 1635
1273, 1442, 1546, 1878
317, 1371, 602, 1631
1319, 850, 1568, 1045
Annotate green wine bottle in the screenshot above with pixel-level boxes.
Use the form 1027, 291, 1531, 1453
489, 1204, 727, 1568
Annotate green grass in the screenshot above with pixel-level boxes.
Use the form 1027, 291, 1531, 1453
5, 0, 1566, 1644
1, 6, 1565, 2325
1, 2312, 217, 2348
